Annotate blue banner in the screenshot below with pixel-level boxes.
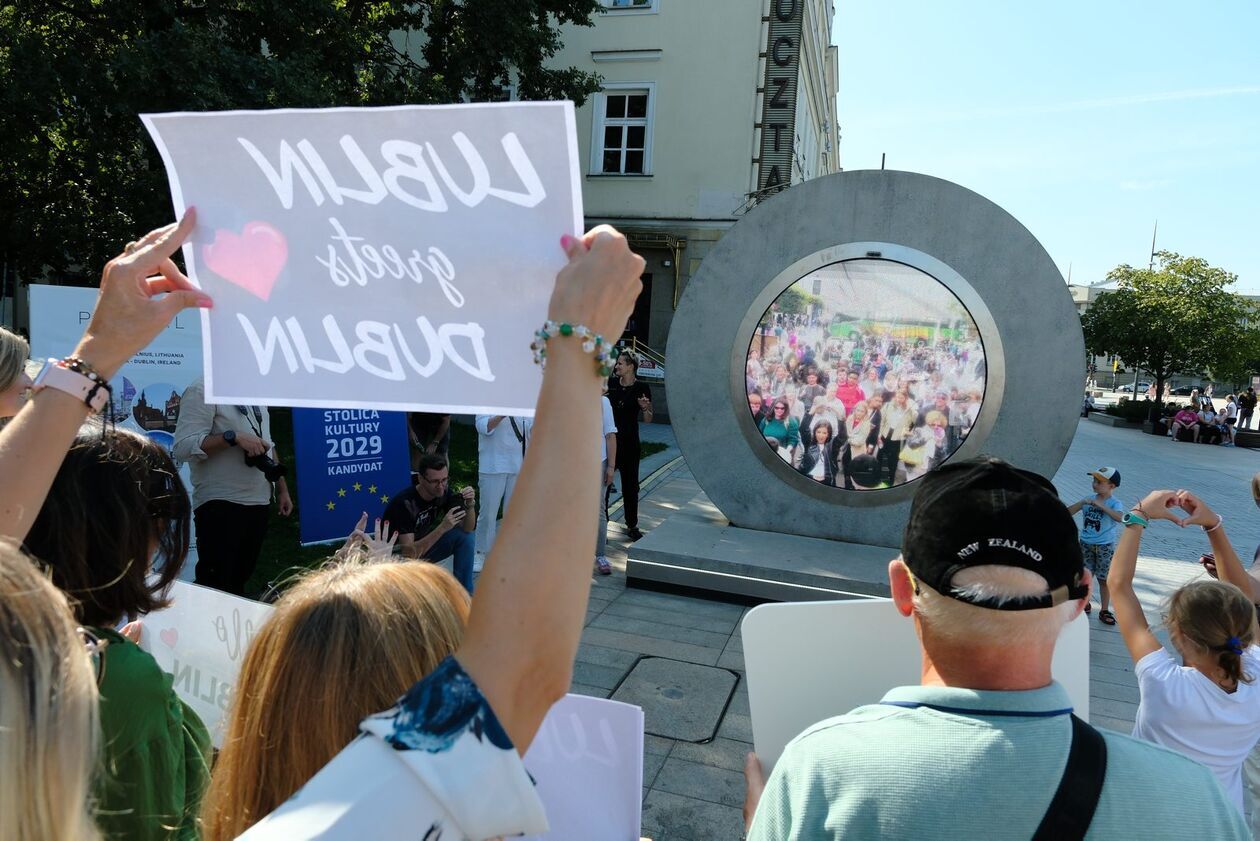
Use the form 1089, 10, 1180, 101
292, 408, 412, 545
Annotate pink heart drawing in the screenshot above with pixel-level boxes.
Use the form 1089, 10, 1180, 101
160, 627, 179, 649
200, 221, 288, 302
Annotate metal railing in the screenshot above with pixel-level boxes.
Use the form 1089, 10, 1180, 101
617, 335, 666, 383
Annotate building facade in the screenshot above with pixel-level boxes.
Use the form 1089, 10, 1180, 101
553, 0, 840, 411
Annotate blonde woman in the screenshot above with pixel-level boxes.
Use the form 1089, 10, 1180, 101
202, 556, 470, 839
0, 539, 101, 841
841, 403, 882, 489
0, 325, 32, 418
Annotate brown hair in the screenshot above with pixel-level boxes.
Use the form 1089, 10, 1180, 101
200, 557, 470, 840
1166, 580, 1256, 687
23, 428, 190, 627
415, 452, 448, 476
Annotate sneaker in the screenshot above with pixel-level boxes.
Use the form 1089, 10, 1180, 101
627, 527, 644, 542
595, 556, 612, 575
473, 552, 486, 573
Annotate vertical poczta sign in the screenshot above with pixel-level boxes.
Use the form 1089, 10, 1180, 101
291, 407, 412, 545
758, 0, 803, 192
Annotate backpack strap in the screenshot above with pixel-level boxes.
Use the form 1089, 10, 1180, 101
1032, 714, 1107, 841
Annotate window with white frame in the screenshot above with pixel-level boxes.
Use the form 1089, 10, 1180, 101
602, 0, 657, 11
592, 85, 653, 175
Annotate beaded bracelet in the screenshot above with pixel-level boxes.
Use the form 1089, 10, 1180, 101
531, 321, 613, 378
60, 357, 114, 408
1204, 514, 1224, 534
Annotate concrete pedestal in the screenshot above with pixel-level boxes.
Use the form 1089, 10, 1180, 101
626, 494, 898, 602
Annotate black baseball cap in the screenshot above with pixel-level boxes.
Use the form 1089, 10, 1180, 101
848, 454, 883, 488
903, 456, 1087, 610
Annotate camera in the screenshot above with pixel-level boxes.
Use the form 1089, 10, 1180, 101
244, 451, 288, 482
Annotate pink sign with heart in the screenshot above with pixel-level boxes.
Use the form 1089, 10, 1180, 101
201, 221, 288, 302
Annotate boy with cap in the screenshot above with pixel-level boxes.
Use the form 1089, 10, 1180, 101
744, 457, 1246, 840
1066, 467, 1125, 625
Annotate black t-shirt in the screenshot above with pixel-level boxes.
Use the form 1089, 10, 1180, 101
383, 485, 460, 539
606, 377, 652, 443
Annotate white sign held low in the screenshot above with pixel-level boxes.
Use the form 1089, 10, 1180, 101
742, 598, 1090, 770
522, 693, 645, 840
139, 580, 274, 747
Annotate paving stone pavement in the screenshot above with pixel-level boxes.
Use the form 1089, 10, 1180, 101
575, 420, 1260, 840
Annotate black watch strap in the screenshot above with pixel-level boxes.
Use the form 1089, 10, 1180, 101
224, 429, 238, 446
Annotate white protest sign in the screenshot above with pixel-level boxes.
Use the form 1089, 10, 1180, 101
522, 693, 644, 840
742, 599, 1090, 770
139, 580, 274, 747
141, 102, 583, 414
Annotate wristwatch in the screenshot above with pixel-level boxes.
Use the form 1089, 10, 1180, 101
223, 429, 238, 447
32, 358, 112, 412
1122, 510, 1148, 528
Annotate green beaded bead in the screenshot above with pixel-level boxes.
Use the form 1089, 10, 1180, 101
598, 365, 612, 377
559, 323, 573, 336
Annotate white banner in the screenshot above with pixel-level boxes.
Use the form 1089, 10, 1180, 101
141, 102, 583, 415
29, 285, 203, 450
138, 580, 274, 747
742, 599, 1090, 769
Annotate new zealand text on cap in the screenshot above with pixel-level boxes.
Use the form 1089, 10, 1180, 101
903, 457, 1087, 610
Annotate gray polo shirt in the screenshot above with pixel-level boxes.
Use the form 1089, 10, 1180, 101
172, 378, 274, 509
749, 681, 1247, 840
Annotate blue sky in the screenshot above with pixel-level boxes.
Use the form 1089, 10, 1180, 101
832, 1, 1260, 292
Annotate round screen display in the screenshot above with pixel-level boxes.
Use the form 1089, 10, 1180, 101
745, 258, 986, 490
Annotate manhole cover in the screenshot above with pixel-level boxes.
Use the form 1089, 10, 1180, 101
611, 656, 738, 742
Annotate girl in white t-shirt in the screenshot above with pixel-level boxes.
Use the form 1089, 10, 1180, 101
1110, 488, 1260, 813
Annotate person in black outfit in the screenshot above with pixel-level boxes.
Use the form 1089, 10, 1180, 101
607, 350, 654, 541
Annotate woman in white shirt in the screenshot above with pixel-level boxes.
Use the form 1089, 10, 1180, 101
1109, 488, 1260, 813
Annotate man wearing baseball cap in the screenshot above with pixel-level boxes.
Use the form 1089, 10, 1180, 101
745, 457, 1246, 839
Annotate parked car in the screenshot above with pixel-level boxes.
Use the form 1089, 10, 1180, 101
1117, 381, 1152, 394
1170, 385, 1195, 396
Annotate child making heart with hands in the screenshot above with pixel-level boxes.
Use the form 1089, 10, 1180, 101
1109, 488, 1260, 813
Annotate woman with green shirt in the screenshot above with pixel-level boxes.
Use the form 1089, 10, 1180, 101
23, 429, 211, 840
759, 398, 801, 465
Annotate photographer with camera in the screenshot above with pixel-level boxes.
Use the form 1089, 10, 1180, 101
173, 376, 292, 596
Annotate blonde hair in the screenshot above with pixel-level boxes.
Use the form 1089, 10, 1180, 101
1165, 580, 1256, 687
200, 557, 470, 840
913, 565, 1076, 645
0, 539, 101, 841
0, 326, 29, 393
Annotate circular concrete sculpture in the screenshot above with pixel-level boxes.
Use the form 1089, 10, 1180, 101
667, 170, 1084, 544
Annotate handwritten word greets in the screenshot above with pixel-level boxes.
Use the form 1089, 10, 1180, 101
142, 103, 582, 414
140, 581, 275, 747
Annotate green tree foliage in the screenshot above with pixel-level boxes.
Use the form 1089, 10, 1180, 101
1082, 251, 1260, 414
775, 286, 821, 316
0, 0, 602, 282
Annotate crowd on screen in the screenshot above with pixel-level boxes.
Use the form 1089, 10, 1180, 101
746, 312, 986, 489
